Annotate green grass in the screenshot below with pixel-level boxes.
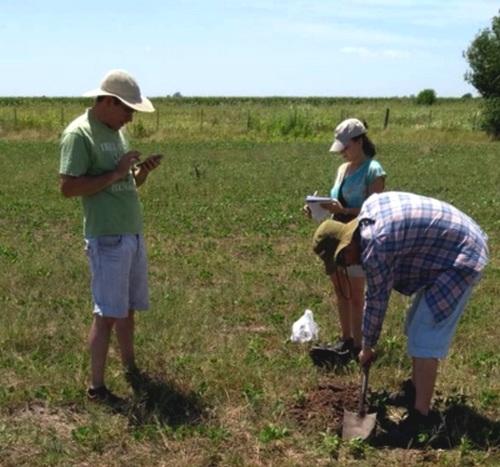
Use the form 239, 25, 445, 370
0, 96, 483, 143
0, 105, 499, 465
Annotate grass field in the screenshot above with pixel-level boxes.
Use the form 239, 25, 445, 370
0, 96, 483, 142
0, 98, 499, 466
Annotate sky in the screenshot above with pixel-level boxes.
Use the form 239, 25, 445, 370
0, 0, 498, 97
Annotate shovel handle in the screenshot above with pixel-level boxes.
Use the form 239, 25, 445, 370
358, 365, 370, 416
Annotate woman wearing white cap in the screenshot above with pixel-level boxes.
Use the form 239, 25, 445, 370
312, 118, 386, 364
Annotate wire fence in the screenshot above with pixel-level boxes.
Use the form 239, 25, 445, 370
0, 97, 483, 140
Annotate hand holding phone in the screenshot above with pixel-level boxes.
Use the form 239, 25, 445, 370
136, 154, 164, 171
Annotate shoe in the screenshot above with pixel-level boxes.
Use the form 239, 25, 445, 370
125, 367, 152, 392
332, 338, 361, 360
331, 338, 354, 353
309, 340, 353, 368
87, 385, 124, 407
351, 346, 361, 361
387, 409, 441, 448
387, 379, 416, 408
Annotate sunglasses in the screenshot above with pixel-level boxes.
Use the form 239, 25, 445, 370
112, 97, 135, 115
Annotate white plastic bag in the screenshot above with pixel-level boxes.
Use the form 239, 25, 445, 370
290, 309, 319, 343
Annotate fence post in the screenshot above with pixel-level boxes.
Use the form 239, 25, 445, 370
383, 108, 390, 129
156, 108, 160, 132
13, 107, 17, 129
60, 107, 65, 127
247, 110, 251, 131
428, 110, 432, 127
293, 106, 298, 140
200, 108, 204, 130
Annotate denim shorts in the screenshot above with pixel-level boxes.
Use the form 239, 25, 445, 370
405, 283, 476, 359
85, 234, 149, 318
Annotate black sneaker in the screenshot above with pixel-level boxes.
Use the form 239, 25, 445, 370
309, 340, 353, 368
387, 379, 416, 408
331, 338, 361, 363
333, 338, 361, 360
387, 409, 441, 448
125, 367, 153, 393
87, 385, 125, 407
351, 346, 361, 362
331, 338, 354, 353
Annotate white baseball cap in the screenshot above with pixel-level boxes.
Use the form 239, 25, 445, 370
329, 118, 366, 152
84, 69, 155, 113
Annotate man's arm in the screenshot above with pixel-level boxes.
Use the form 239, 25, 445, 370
359, 243, 395, 350
133, 154, 163, 187
60, 151, 140, 197
60, 172, 120, 198
358, 265, 393, 367
362, 261, 393, 348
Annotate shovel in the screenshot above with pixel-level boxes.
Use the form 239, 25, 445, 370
342, 365, 377, 440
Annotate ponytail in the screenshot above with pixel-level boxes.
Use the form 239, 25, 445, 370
352, 133, 376, 158
361, 134, 376, 158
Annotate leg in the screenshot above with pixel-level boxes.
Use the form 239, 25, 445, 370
406, 282, 476, 415
88, 315, 116, 388
115, 310, 136, 371
330, 271, 352, 340
348, 276, 365, 349
120, 234, 149, 374
412, 357, 439, 415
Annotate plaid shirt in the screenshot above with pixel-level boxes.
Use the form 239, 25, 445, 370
359, 192, 489, 348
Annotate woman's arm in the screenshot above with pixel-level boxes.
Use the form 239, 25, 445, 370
324, 175, 385, 216
368, 176, 385, 195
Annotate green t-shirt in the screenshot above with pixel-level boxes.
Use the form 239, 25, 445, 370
59, 110, 143, 237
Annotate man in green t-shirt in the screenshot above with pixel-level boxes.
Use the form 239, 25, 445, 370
59, 69, 162, 405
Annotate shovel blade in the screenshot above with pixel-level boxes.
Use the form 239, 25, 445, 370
342, 409, 377, 440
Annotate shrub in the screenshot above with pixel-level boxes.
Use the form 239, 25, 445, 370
416, 89, 437, 105
480, 97, 500, 139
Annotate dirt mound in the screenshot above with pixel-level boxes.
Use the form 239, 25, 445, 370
289, 379, 361, 433
290, 378, 500, 449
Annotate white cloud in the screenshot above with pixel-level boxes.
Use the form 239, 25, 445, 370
383, 49, 412, 59
241, 0, 498, 33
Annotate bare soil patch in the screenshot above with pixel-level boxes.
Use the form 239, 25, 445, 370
289, 378, 362, 433
289, 376, 500, 450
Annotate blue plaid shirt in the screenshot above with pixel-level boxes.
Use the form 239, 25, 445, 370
359, 192, 489, 348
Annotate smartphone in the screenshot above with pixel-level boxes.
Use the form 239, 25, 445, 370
136, 154, 164, 167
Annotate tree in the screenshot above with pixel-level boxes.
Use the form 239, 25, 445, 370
480, 98, 500, 138
464, 10, 500, 138
416, 89, 437, 105
464, 10, 500, 98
